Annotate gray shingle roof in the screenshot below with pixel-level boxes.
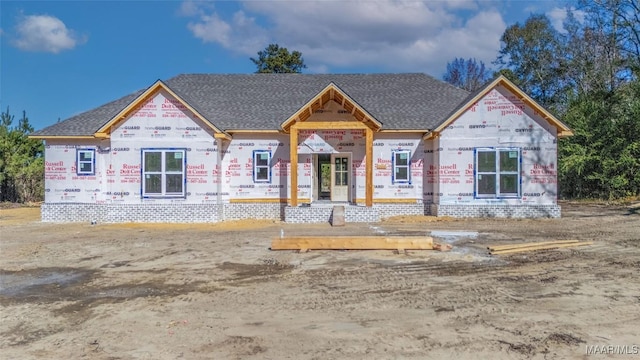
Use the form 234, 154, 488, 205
32, 73, 470, 136
31, 90, 145, 136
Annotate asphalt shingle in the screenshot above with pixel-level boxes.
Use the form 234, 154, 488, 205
31, 91, 144, 136
32, 73, 470, 136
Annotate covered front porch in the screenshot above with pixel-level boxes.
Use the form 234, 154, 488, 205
282, 82, 381, 208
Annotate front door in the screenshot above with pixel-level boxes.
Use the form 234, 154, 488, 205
331, 154, 349, 202
316, 154, 331, 200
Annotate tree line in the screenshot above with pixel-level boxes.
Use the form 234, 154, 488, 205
0, 107, 44, 203
443, 1, 640, 200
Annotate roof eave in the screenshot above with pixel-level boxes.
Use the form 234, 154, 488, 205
28, 135, 97, 140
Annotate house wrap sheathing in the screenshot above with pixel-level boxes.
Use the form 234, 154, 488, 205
31, 74, 572, 223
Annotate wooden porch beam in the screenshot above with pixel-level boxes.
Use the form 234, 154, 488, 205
290, 128, 298, 207
214, 132, 232, 140
291, 121, 369, 130
365, 127, 373, 207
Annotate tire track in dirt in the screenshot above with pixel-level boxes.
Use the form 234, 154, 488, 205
250, 259, 514, 318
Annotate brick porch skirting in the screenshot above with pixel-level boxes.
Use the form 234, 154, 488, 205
431, 204, 561, 218
41, 202, 290, 223
40, 202, 560, 223
41, 203, 220, 223
284, 203, 429, 223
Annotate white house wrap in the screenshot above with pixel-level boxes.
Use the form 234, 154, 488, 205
31, 74, 572, 223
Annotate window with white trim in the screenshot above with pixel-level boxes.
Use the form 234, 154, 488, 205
475, 148, 521, 198
253, 150, 271, 183
392, 150, 411, 184
142, 149, 186, 197
77, 149, 95, 175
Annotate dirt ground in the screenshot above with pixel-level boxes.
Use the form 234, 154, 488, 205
1, 202, 639, 359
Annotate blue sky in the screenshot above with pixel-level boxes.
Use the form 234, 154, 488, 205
1, 0, 574, 131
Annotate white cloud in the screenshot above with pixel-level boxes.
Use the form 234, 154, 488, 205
187, 7, 268, 55
13, 14, 86, 53
178, 1, 215, 17
440, 0, 479, 11
182, 0, 508, 75
547, 7, 586, 33
188, 12, 232, 46
435, 11, 506, 67
178, 0, 201, 17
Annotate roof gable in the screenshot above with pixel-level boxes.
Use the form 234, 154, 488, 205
281, 82, 382, 132
426, 75, 573, 139
95, 80, 230, 140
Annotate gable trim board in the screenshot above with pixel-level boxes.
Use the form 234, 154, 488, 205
281, 82, 383, 132
95, 80, 232, 140
424, 75, 573, 140
32, 73, 571, 223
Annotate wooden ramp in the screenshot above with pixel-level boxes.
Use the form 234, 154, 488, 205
271, 236, 435, 252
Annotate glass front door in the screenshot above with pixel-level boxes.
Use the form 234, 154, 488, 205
317, 154, 331, 200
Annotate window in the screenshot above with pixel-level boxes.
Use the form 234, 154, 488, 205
77, 149, 95, 175
475, 148, 520, 198
253, 150, 271, 183
334, 156, 348, 186
141, 149, 186, 197
392, 150, 411, 184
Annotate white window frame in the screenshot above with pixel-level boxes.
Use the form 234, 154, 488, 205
76, 149, 95, 175
141, 148, 186, 198
253, 150, 271, 183
475, 147, 521, 198
392, 150, 411, 184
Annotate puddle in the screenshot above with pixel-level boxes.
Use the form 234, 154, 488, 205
0, 268, 93, 298
428, 230, 494, 260
368, 225, 387, 235
0, 267, 210, 306
429, 230, 479, 250
430, 230, 479, 239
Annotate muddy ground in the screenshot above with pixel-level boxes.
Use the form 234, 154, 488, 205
1, 202, 639, 359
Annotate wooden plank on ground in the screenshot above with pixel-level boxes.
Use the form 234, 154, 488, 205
490, 241, 593, 255
271, 236, 434, 251
488, 240, 579, 251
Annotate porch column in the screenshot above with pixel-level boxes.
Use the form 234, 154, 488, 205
290, 128, 298, 207
216, 138, 224, 220
365, 128, 373, 207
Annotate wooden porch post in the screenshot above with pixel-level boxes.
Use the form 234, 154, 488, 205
290, 128, 298, 207
365, 128, 373, 207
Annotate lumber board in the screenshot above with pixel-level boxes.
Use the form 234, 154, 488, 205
490, 241, 593, 255
271, 236, 434, 250
488, 240, 579, 251
291, 121, 369, 130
